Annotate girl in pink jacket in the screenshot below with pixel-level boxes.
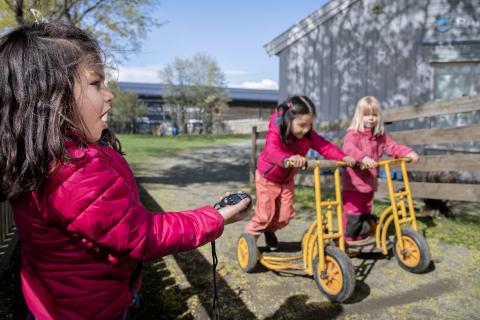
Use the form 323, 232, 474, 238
342, 96, 419, 242
243, 96, 355, 249
0, 23, 249, 320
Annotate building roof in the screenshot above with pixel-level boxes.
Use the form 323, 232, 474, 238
118, 81, 279, 102
264, 0, 358, 56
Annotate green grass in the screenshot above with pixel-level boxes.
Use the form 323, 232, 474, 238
293, 186, 480, 250
118, 133, 249, 165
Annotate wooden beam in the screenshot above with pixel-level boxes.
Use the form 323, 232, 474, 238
380, 154, 480, 172
250, 126, 258, 184
383, 95, 480, 122
377, 181, 480, 202
315, 95, 480, 132
390, 125, 480, 146
294, 174, 480, 202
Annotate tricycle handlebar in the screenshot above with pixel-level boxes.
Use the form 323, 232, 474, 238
284, 157, 413, 170
284, 159, 345, 170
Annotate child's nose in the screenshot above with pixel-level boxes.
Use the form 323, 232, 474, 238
105, 89, 114, 102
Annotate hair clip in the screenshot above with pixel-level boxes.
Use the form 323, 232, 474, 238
287, 100, 293, 109
30, 9, 46, 24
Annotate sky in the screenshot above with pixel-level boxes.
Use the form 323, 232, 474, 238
117, 1, 328, 90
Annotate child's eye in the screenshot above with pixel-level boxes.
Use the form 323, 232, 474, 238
90, 80, 101, 87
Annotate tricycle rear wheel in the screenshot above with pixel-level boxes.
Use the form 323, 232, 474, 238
237, 233, 258, 273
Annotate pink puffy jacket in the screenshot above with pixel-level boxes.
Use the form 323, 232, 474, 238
257, 112, 345, 183
11, 141, 224, 320
342, 128, 412, 193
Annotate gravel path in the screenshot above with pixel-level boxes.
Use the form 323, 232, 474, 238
134, 141, 480, 320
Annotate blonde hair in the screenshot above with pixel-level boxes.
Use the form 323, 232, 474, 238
348, 96, 384, 135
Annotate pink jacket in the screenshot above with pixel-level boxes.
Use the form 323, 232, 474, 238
342, 128, 412, 193
11, 141, 224, 320
257, 112, 345, 183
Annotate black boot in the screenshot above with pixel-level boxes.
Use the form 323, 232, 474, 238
346, 213, 375, 239
264, 232, 278, 250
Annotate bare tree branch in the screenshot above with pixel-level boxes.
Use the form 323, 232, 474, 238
77, 0, 105, 22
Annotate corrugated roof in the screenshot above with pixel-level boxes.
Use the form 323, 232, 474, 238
264, 0, 359, 56
118, 82, 279, 102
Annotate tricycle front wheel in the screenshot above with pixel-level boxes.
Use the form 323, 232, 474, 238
313, 246, 356, 302
393, 229, 431, 273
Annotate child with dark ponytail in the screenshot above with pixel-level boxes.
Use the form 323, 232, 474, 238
243, 96, 355, 249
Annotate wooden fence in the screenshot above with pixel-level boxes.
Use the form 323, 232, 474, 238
250, 95, 480, 202
0, 201, 17, 279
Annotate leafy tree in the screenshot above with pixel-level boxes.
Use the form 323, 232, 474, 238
159, 53, 229, 134
107, 81, 147, 133
1, 0, 161, 59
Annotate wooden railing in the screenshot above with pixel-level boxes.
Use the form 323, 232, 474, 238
0, 200, 17, 279
250, 95, 480, 202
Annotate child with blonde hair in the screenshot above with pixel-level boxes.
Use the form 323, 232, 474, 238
342, 96, 419, 241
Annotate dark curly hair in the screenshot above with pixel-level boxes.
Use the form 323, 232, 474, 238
277, 95, 317, 144
0, 22, 119, 200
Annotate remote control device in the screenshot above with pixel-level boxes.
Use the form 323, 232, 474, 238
215, 192, 252, 209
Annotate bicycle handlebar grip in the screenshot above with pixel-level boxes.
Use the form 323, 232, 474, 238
283, 158, 343, 170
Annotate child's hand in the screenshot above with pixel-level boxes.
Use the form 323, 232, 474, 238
406, 151, 420, 163
288, 155, 307, 168
362, 156, 377, 168
217, 192, 252, 225
342, 156, 356, 167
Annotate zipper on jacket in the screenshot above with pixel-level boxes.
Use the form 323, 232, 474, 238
261, 163, 275, 177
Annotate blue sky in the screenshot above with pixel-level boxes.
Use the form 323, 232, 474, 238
117, 1, 328, 89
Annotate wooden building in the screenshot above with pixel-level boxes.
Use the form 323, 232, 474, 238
265, 0, 480, 129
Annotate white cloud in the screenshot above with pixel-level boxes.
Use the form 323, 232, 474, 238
233, 79, 278, 90
112, 65, 163, 83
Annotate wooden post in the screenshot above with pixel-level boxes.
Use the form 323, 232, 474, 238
250, 126, 258, 185
0, 201, 18, 281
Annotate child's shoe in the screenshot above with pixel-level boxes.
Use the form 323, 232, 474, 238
264, 232, 278, 250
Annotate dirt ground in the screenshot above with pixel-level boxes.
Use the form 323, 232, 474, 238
133, 141, 480, 320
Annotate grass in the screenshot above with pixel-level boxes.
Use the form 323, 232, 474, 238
294, 186, 480, 250
118, 133, 249, 165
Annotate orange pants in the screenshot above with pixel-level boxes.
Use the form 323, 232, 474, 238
243, 171, 295, 236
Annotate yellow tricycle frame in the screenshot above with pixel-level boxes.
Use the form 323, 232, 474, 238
373, 158, 418, 255
257, 160, 346, 276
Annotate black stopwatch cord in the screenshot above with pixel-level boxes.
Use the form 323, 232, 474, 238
211, 240, 220, 320
212, 202, 222, 320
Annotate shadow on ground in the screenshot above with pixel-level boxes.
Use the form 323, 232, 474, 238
135, 147, 250, 186
136, 184, 257, 319
137, 184, 349, 319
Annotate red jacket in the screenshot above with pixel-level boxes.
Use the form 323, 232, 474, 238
342, 128, 412, 193
11, 141, 224, 320
257, 112, 345, 183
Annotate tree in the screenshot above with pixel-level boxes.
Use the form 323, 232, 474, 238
107, 81, 147, 133
159, 53, 229, 134
1, 0, 161, 59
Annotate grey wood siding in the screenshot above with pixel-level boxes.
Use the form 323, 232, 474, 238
277, 0, 480, 124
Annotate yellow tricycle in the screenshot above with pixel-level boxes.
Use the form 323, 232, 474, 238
237, 157, 431, 302
347, 158, 432, 274
237, 160, 356, 302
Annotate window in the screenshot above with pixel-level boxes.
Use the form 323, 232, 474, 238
433, 63, 479, 99
431, 62, 480, 127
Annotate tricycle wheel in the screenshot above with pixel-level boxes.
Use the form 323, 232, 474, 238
237, 233, 258, 273
313, 246, 356, 302
393, 228, 431, 273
